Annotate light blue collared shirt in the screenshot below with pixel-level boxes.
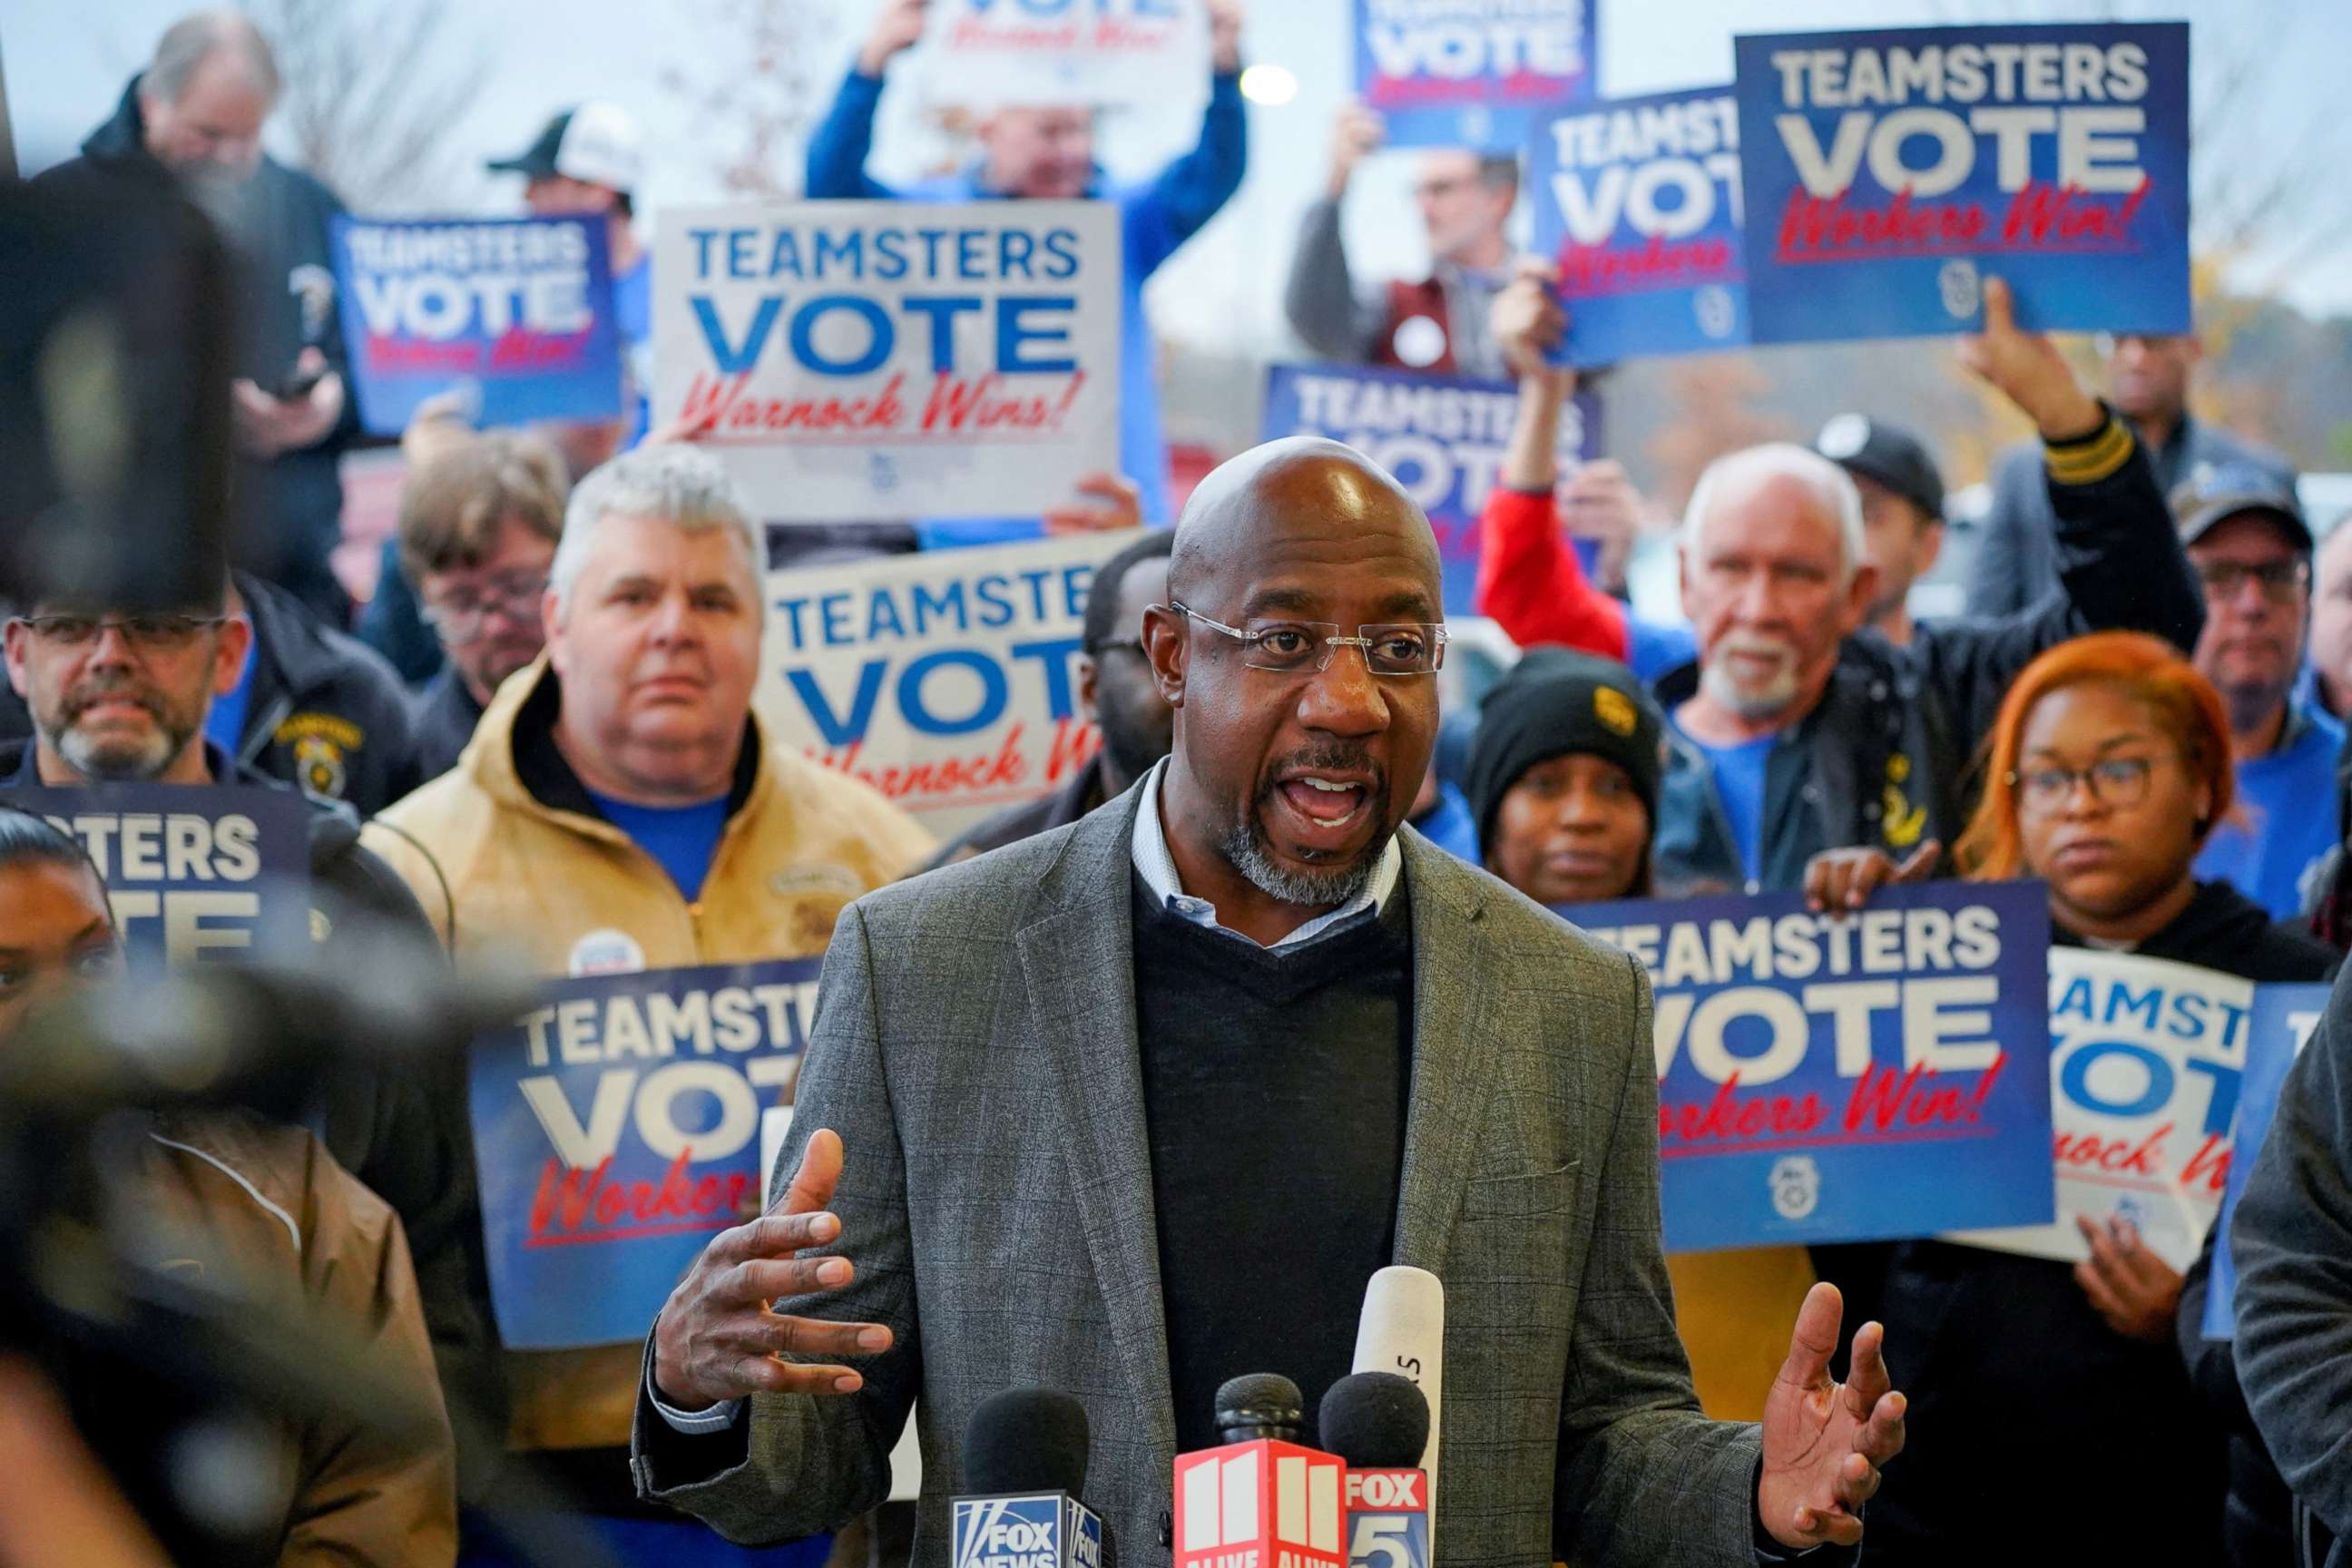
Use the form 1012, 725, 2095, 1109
1129, 759, 1401, 949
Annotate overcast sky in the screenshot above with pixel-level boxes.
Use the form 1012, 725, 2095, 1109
5, 0, 2346, 354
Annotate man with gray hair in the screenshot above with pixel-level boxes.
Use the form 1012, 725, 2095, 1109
1477, 270, 2207, 897
366, 445, 932, 1553
41, 9, 359, 625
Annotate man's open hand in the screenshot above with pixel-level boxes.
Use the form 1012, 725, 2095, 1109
1758, 1282, 1907, 1551
651, 1128, 895, 1409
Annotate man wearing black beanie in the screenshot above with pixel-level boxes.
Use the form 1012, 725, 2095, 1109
1465, 647, 1665, 906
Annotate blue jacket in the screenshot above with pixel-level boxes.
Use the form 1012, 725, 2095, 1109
804, 67, 1248, 535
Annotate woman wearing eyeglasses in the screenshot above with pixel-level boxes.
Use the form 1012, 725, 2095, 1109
1806, 631, 2335, 1566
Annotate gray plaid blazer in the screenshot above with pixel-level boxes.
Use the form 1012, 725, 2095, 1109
633, 786, 1764, 1565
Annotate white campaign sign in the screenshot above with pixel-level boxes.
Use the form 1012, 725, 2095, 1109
654, 201, 1122, 520
920, 0, 1211, 113
1946, 949, 2250, 1271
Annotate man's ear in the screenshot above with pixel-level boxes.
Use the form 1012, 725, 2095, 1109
1844, 562, 1881, 633
210, 617, 253, 697
1142, 603, 1187, 710
2, 621, 27, 700
1074, 652, 1100, 722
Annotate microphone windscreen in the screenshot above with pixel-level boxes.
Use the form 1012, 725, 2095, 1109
964, 1387, 1091, 1498
1213, 1372, 1304, 1434
1318, 1372, 1429, 1469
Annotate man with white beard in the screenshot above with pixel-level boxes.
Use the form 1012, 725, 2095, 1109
1645, 278, 2209, 897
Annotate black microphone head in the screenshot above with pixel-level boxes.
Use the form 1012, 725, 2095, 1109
1214, 1373, 1304, 1445
1318, 1372, 1429, 1469
964, 1387, 1091, 1497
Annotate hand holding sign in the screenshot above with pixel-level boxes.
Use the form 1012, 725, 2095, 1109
1208, 0, 1244, 74
232, 348, 345, 459
2072, 1214, 2183, 1345
1492, 260, 1569, 383
1042, 471, 1142, 535
1758, 1283, 1906, 1550
651, 1128, 895, 1408
861, 0, 929, 75
1801, 840, 1942, 914
1957, 277, 2103, 442
1326, 100, 1386, 198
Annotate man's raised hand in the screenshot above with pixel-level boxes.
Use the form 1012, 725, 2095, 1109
1758, 1282, 1907, 1551
651, 1128, 895, 1409
1957, 275, 2104, 442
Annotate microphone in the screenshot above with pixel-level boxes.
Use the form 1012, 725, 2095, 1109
1322, 1375, 1430, 1568
952, 1388, 1104, 1568
1350, 1268, 1445, 1548
1174, 1375, 1345, 1568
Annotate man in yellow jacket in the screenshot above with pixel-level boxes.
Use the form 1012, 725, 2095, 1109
366, 444, 931, 1560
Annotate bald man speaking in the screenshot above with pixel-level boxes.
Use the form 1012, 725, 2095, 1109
631, 440, 1906, 1565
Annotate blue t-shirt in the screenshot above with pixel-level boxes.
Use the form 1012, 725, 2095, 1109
1410, 779, 1482, 864
2194, 704, 2347, 919
1674, 721, 1776, 887
587, 789, 730, 902
202, 639, 259, 760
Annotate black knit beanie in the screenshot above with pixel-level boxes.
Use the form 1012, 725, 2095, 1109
1465, 647, 1666, 847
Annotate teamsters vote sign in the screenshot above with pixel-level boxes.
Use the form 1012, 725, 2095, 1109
1258, 363, 1598, 616
331, 215, 622, 434
2, 786, 312, 970
1733, 23, 2190, 342
1529, 87, 1748, 365
1569, 882, 2054, 1252
470, 958, 821, 1349
1950, 950, 2273, 1274
655, 201, 1122, 520
1356, 0, 1594, 150
759, 531, 1130, 837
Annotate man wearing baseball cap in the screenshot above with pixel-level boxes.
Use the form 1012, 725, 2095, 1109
2171, 465, 2340, 918
488, 103, 652, 456
1811, 414, 1947, 647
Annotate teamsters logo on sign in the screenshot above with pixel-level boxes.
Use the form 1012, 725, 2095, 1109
654, 201, 1122, 520
1569, 880, 2056, 1251
1731, 22, 2190, 342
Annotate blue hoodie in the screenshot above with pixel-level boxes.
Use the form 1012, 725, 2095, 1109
805, 67, 1248, 539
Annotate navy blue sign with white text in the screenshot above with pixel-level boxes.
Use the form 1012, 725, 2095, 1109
1259, 363, 1598, 616
1, 785, 312, 970
1567, 882, 2055, 1251
1733, 23, 2190, 342
332, 215, 622, 433
1356, 0, 1594, 150
1529, 87, 1748, 365
469, 959, 821, 1349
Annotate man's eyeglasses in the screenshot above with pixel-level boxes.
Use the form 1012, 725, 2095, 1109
1161, 600, 1447, 676
421, 573, 549, 640
9, 613, 227, 652
2195, 560, 2308, 603
2007, 753, 2180, 813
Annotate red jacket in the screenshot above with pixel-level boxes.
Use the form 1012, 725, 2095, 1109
1475, 485, 1630, 660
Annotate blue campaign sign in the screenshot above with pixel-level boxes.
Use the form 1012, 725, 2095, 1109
468, 958, 823, 1349
1259, 363, 1599, 616
2203, 983, 2331, 1339
1529, 87, 1748, 365
1732, 23, 2190, 343
0, 784, 311, 971
332, 214, 623, 434
1565, 880, 2055, 1251
1356, 0, 1595, 150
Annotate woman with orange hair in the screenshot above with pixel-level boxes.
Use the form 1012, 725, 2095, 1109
1805, 631, 2334, 1567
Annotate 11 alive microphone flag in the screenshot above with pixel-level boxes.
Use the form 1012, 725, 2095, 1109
951, 1494, 1103, 1568
1174, 1442, 1346, 1568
